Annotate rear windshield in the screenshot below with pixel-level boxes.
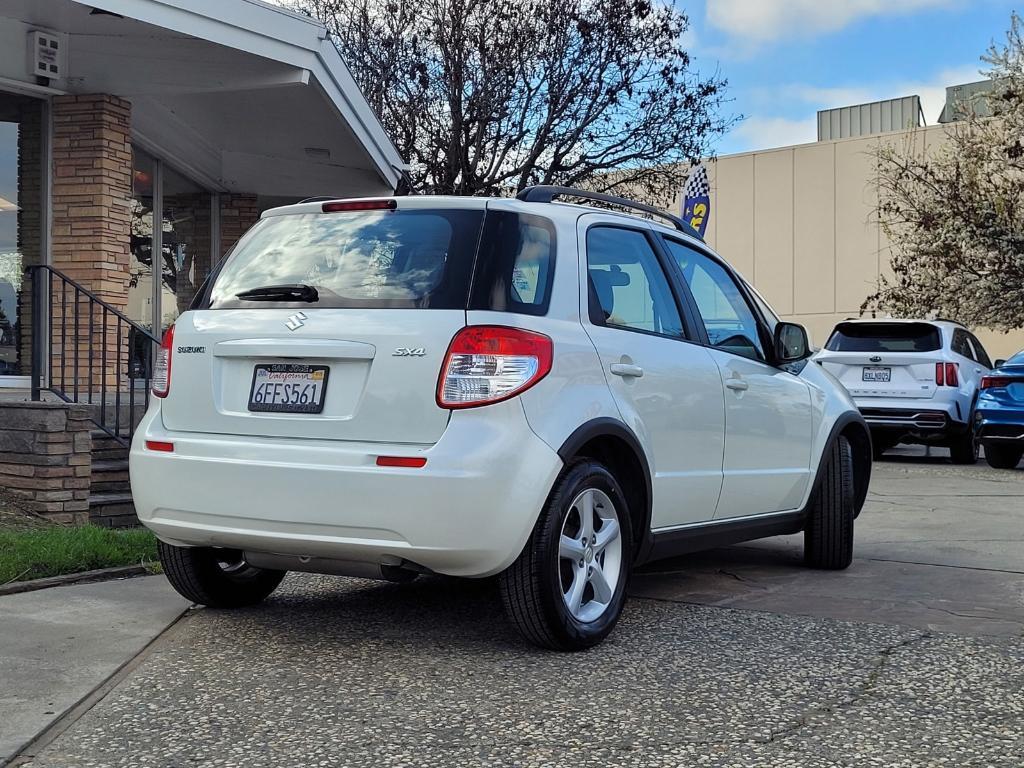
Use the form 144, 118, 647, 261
208, 209, 483, 309
825, 322, 941, 352
204, 207, 555, 313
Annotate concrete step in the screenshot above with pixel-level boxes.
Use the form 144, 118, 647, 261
88, 491, 138, 528
90, 430, 129, 463
90, 459, 130, 494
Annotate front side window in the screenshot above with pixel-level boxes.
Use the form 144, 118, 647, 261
208, 209, 483, 309
585, 227, 683, 338
663, 239, 765, 361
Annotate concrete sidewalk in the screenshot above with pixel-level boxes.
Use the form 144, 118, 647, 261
0, 575, 188, 765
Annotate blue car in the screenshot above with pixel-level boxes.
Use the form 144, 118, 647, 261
977, 350, 1024, 468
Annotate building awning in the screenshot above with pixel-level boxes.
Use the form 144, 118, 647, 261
1, 0, 406, 197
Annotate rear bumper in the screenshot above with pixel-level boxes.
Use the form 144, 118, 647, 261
129, 399, 563, 578
977, 409, 1024, 442
854, 395, 965, 432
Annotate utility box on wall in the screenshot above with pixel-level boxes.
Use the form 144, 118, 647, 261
27, 30, 64, 80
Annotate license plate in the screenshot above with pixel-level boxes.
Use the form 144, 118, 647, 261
248, 364, 329, 413
862, 366, 891, 383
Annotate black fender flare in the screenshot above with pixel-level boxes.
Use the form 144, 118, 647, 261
556, 418, 654, 561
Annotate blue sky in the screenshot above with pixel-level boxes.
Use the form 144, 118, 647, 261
683, 0, 1020, 155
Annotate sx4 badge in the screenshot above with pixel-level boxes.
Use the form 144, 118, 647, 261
393, 347, 426, 357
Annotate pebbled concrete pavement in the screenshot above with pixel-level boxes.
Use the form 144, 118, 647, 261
12, 450, 1024, 767
635, 450, 1024, 638
0, 576, 189, 765
19, 575, 1024, 767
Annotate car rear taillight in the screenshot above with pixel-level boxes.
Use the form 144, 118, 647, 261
152, 325, 174, 398
322, 199, 397, 212
935, 362, 959, 387
437, 326, 553, 409
981, 375, 1013, 389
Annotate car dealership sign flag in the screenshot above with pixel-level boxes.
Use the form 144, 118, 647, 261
682, 164, 710, 240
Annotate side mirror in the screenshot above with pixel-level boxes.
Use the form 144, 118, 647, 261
995, 359, 1007, 368
774, 322, 811, 363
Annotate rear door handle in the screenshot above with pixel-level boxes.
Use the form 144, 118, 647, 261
725, 378, 749, 391
610, 363, 644, 378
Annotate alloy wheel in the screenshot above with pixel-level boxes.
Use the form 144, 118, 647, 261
557, 488, 623, 623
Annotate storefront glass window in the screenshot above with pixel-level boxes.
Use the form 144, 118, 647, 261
127, 147, 156, 333
0, 94, 43, 377
161, 165, 212, 329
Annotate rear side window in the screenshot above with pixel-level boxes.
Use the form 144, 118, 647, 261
207, 209, 483, 309
469, 211, 555, 316
968, 334, 993, 369
952, 329, 974, 360
825, 322, 941, 352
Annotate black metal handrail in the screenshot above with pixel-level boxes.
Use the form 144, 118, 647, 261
28, 265, 161, 447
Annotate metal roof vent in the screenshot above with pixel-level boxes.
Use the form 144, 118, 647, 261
817, 96, 924, 141
938, 79, 996, 123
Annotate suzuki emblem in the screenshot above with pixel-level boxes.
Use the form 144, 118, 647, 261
285, 312, 307, 331
869, 355, 882, 363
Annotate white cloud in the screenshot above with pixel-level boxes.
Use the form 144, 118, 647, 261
726, 64, 985, 153
729, 116, 818, 152
774, 65, 983, 123
707, 0, 956, 44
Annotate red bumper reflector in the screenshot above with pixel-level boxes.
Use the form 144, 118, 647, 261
376, 456, 427, 468
145, 440, 175, 453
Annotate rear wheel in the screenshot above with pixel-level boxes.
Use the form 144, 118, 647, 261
948, 419, 980, 465
984, 443, 1023, 469
158, 541, 286, 608
499, 460, 632, 651
804, 436, 855, 570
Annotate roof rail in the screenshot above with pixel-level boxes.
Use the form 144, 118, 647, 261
516, 185, 686, 233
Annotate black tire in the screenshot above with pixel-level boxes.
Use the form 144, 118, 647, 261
158, 540, 286, 608
804, 436, 855, 570
984, 443, 1023, 469
499, 460, 633, 651
948, 420, 980, 465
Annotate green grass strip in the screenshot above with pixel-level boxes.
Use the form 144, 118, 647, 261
0, 525, 158, 585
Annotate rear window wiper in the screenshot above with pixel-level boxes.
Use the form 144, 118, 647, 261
235, 284, 319, 303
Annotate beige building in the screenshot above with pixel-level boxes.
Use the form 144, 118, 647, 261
669, 98, 1024, 361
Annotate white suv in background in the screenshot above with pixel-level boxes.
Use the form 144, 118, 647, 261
131, 188, 871, 651
815, 320, 992, 462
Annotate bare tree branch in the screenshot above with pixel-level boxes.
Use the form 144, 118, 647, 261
284, 0, 734, 203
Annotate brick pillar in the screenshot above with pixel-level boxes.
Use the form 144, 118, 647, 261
219, 194, 260, 257
50, 95, 132, 393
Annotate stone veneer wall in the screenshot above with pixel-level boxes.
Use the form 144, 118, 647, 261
219, 194, 261, 257
0, 402, 92, 524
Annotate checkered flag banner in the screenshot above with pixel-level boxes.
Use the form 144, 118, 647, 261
684, 164, 710, 199
682, 164, 710, 240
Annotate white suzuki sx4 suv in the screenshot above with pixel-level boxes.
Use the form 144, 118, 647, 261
131, 187, 871, 651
